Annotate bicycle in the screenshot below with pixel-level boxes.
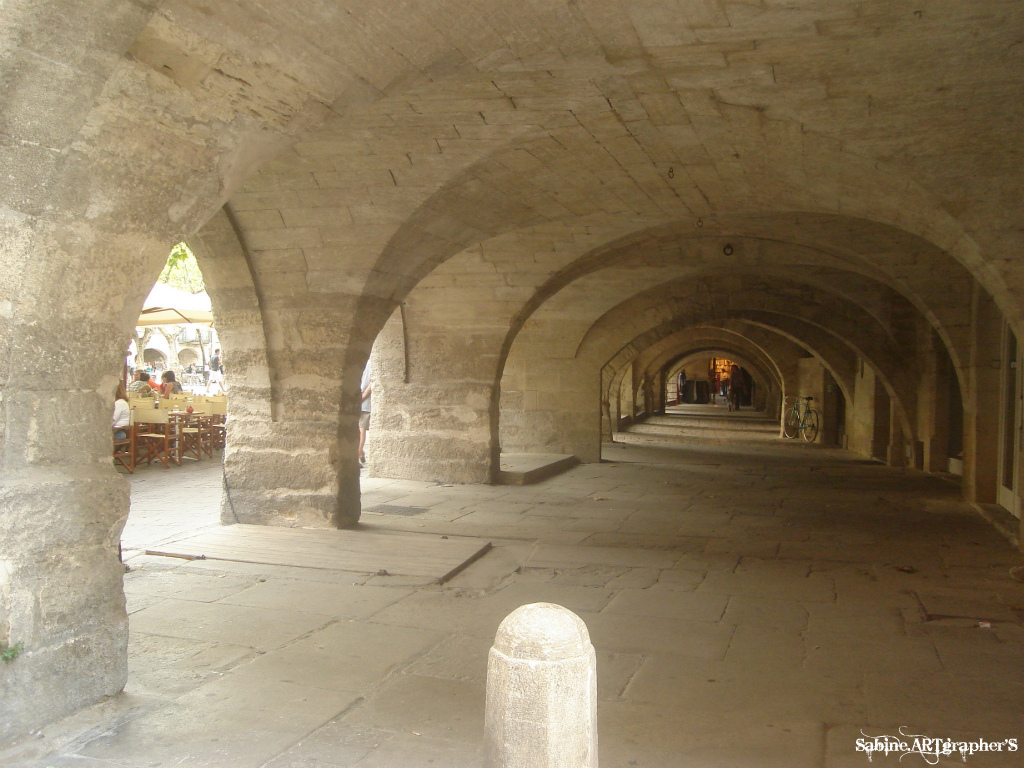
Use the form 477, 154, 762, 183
783, 396, 819, 442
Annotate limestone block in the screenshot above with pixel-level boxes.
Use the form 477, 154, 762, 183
0, 466, 129, 739
485, 603, 598, 768
223, 444, 337, 493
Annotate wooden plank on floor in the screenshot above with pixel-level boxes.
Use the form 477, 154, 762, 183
146, 523, 491, 583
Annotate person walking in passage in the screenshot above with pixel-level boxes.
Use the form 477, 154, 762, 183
358, 360, 372, 467
208, 348, 225, 394
728, 364, 746, 412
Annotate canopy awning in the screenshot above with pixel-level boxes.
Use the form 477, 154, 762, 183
137, 283, 214, 327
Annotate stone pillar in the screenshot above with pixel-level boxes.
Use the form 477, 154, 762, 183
599, 369, 614, 442
887, 399, 909, 468
652, 370, 666, 414
500, 358, 603, 463
369, 315, 499, 484
822, 369, 842, 446
0, 216, 170, 738
617, 371, 634, 431
912, 325, 947, 472
372, 378, 495, 483
873, 381, 892, 461
848, 359, 876, 458
963, 280, 1003, 504
192, 213, 365, 528
485, 603, 598, 768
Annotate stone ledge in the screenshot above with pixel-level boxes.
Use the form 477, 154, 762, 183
498, 453, 578, 485
971, 503, 1021, 549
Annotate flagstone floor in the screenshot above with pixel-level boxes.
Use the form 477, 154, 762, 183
7, 417, 1023, 767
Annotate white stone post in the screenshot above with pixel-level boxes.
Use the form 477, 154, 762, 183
485, 602, 598, 768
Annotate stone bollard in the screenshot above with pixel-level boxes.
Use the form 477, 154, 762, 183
485, 602, 598, 768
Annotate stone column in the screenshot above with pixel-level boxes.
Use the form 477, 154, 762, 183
368, 314, 499, 484
372, 378, 495, 483
963, 280, 1003, 504
500, 357, 603, 463
193, 211, 380, 528
0, 216, 170, 738
888, 399, 910, 468
652, 370, 666, 414
617, 371, 634, 431
921, 333, 953, 473
485, 603, 598, 768
848, 360, 877, 458
873, 381, 892, 461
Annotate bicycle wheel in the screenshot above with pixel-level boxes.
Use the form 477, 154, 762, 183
801, 409, 819, 442
783, 406, 801, 439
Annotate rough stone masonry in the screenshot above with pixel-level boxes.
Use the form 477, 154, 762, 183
1, 0, 1022, 742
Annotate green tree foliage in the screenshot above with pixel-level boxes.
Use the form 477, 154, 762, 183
158, 243, 206, 293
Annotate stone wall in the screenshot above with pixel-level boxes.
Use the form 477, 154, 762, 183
2, 0, 1023, 741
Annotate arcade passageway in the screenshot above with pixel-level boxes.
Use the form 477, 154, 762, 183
2, 0, 1023, 751
7, 437, 1022, 767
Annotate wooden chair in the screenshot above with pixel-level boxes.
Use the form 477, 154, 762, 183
174, 413, 214, 462
134, 411, 182, 468
209, 413, 227, 451
112, 426, 135, 473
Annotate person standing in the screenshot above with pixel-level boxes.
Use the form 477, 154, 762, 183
728, 364, 745, 412
208, 348, 225, 394
358, 359, 372, 468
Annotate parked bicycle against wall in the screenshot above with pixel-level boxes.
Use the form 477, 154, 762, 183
783, 396, 819, 442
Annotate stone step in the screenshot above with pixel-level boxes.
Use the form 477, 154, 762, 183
498, 453, 579, 485
627, 422, 779, 439
615, 427, 780, 447
642, 416, 777, 433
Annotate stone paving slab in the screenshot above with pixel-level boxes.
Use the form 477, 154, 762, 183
217, 579, 412, 619
262, 718, 391, 768
13, 440, 1024, 768
349, 732, 482, 768
526, 543, 679, 569
148, 523, 492, 582
126, 634, 255, 699
603, 585, 730, 623
862, 671, 1024, 734
581, 611, 736, 659
367, 592, 515, 639
232, 620, 443, 693
342, 674, 485, 745
404, 634, 492, 685
78, 674, 359, 767
915, 589, 1021, 623
598, 700, 825, 768
623, 652, 867, 723
123, 568, 254, 603
129, 598, 333, 652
